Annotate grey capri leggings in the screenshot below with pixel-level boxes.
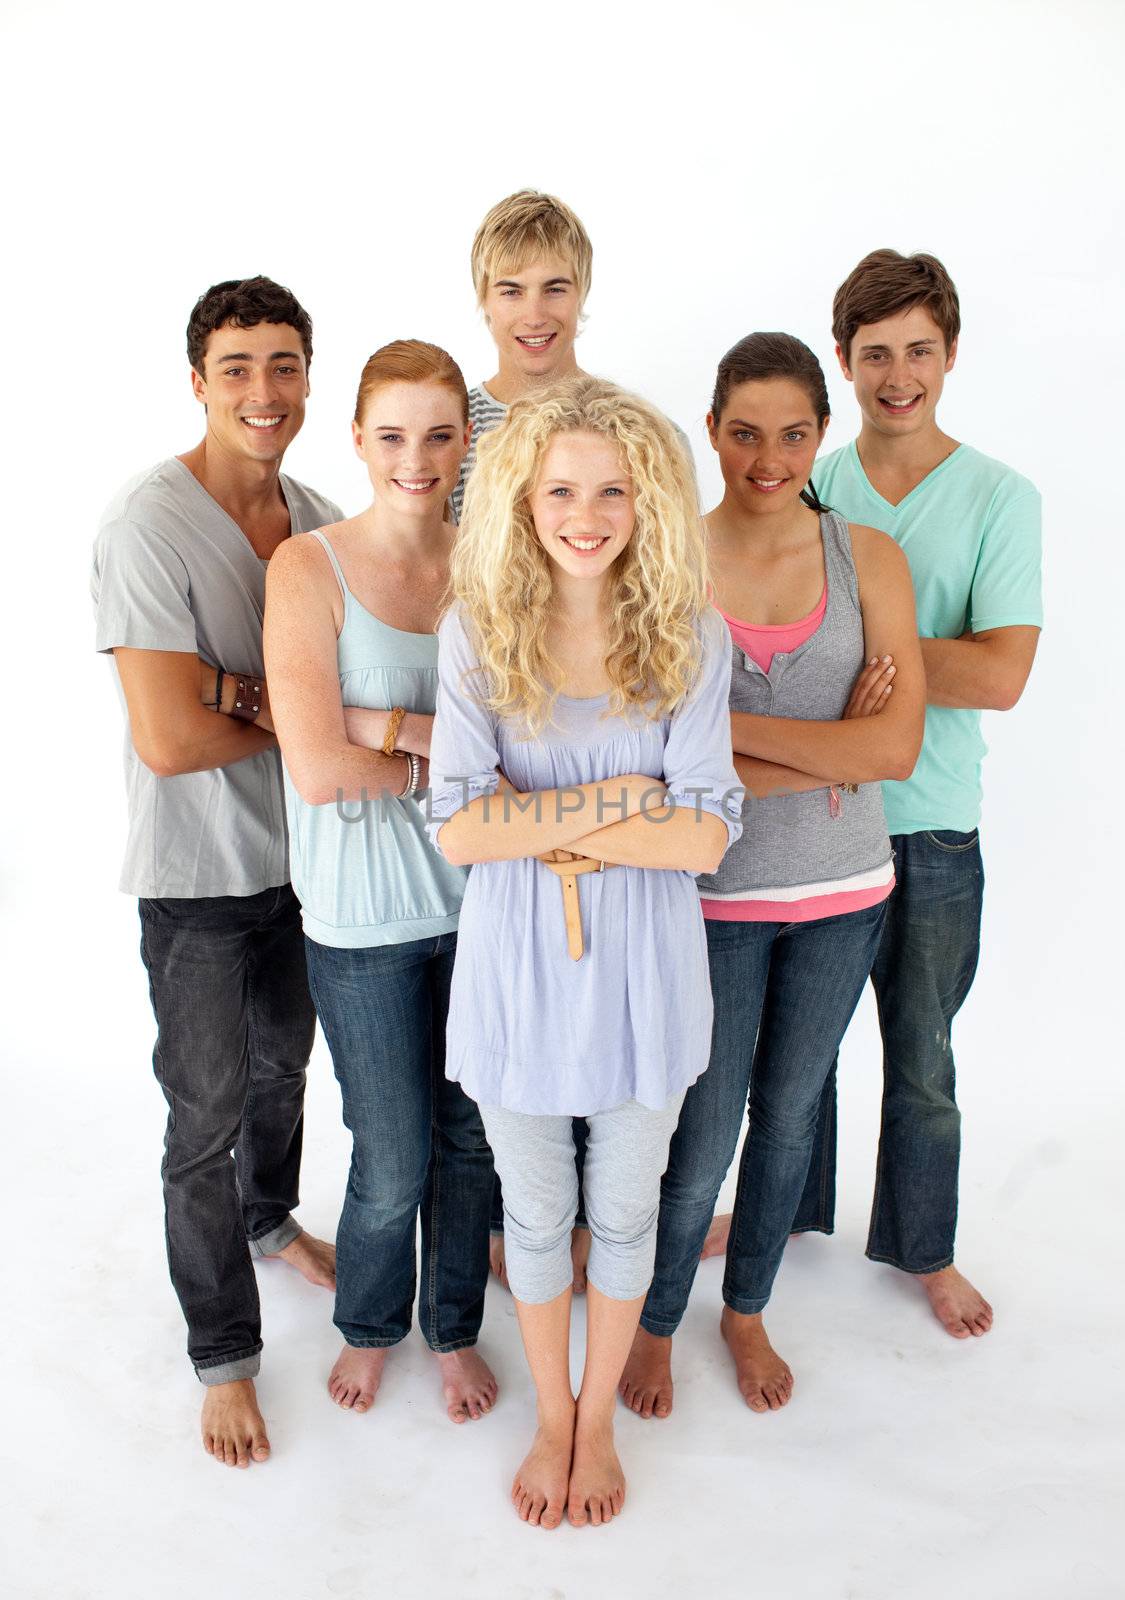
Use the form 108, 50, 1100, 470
479, 1095, 686, 1303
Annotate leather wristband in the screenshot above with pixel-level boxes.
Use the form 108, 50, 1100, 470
382, 705, 407, 756
231, 674, 263, 722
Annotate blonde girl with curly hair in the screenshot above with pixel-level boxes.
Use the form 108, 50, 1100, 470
427, 377, 742, 1529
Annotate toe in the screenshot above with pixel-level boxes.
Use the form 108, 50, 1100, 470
589, 1499, 602, 1527
541, 1504, 563, 1531
654, 1396, 672, 1418
251, 1436, 270, 1461
569, 1499, 589, 1528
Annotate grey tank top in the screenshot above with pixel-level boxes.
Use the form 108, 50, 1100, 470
698, 510, 892, 901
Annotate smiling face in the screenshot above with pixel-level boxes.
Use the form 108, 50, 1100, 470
352, 380, 470, 512
483, 253, 581, 388
839, 304, 957, 438
709, 378, 828, 517
529, 430, 635, 582
191, 320, 309, 463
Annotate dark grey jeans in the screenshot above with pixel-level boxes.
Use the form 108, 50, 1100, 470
138, 885, 316, 1384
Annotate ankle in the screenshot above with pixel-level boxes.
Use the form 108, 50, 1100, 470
575, 1395, 616, 1436
536, 1397, 576, 1434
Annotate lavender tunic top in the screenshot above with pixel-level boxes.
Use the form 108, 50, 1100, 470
426, 605, 743, 1116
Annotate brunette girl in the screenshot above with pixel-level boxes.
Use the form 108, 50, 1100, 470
619, 333, 924, 1419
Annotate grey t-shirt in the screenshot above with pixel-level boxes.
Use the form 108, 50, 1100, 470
92, 458, 342, 899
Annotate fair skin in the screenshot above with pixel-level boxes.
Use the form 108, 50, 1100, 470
113, 317, 336, 1471
618, 376, 925, 1422
478, 246, 588, 1293
699, 310, 1034, 1339
265, 379, 497, 1424
439, 432, 726, 1527
481, 252, 585, 405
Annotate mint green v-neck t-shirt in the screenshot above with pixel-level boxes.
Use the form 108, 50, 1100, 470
811, 441, 1042, 835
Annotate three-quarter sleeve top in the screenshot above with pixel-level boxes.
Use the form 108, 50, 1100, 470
426, 604, 743, 1115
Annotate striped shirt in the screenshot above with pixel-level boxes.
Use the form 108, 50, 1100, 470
451, 383, 507, 523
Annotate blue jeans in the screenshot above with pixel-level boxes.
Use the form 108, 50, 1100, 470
305, 932, 493, 1351
792, 830, 984, 1272
641, 901, 887, 1331
138, 886, 315, 1385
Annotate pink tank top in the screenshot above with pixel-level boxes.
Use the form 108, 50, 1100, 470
717, 583, 827, 674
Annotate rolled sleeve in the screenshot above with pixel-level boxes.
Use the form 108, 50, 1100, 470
662, 607, 743, 854
93, 517, 197, 655
426, 607, 501, 857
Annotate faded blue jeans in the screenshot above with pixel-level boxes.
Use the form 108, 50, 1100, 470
793, 829, 984, 1272
641, 901, 887, 1332
138, 886, 314, 1386
306, 932, 493, 1351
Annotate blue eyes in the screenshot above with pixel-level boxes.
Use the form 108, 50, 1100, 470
547, 486, 625, 498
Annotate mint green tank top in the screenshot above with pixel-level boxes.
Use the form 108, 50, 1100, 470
283, 529, 467, 948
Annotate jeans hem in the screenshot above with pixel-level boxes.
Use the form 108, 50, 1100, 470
248, 1215, 303, 1257
866, 1249, 955, 1275
789, 1223, 834, 1237
195, 1348, 262, 1386
722, 1293, 770, 1316
425, 1335, 481, 1356
339, 1332, 410, 1350
636, 1318, 681, 1344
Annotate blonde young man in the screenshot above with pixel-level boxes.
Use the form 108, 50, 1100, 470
450, 189, 593, 522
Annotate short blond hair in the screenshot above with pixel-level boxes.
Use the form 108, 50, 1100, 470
470, 189, 593, 311
451, 377, 706, 735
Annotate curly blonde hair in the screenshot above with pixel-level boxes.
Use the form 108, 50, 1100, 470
451, 377, 707, 733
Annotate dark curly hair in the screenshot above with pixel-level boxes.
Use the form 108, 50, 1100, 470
186, 275, 313, 375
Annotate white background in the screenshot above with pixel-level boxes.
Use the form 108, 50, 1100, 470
2, 2, 1122, 1597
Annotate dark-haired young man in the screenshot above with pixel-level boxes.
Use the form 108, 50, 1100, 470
794, 251, 1042, 1337
92, 276, 342, 1466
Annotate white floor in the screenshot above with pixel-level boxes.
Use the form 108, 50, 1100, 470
6, 885, 1122, 1600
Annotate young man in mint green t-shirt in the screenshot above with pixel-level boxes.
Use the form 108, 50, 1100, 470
795, 250, 1042, 1338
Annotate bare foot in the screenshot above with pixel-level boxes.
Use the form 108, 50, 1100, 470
920, 1265, 993, 1339
201, 1378, 270, 1468
512, 1412, 574, 1529
489, 1233, 509, 1290
571, 1227, 591, 1295
327, 1345, 386, 1413
568, 1413, 626, 1527
720, 1307, 794, 1413
701, 1212, 732, 1259
435, 1347, 498, 1423
273, 1230, 337, 1290
618, 1326, 674, 1419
